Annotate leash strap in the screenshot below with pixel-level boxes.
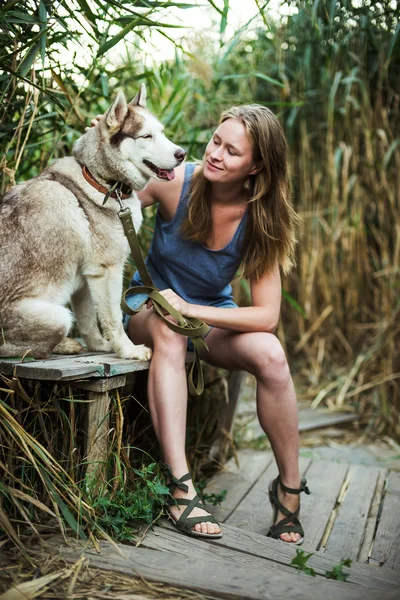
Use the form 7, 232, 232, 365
118, 206, 210, 396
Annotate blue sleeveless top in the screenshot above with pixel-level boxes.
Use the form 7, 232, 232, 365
126, 162, 247, 311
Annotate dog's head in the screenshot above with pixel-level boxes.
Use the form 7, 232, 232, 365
75, 85, 186, 188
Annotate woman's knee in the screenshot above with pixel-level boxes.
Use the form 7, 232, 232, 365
128, 311, 187, 357
252, 334, 290, 385
152, 320, 187, 357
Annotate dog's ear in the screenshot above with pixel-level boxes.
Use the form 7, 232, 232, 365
130, 83, 147, 108
105, 90, 128, 132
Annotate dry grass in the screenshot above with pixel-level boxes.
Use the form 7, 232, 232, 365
0, 546, 217, 600
280, 79, 400, 438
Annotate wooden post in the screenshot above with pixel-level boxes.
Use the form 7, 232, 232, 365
85, 389, 111, 487
70, 376, 127, 487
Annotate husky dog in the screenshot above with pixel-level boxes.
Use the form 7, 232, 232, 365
0, 85, 185, 360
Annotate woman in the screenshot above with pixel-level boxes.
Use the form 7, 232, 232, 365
94, 103, 309, 544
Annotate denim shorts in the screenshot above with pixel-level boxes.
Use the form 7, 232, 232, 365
122, 292, 151, 333
122, 293, 238, 351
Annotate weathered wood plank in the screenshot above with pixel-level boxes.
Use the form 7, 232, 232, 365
225, 456, 311, 535
140, 524, 296, 576
158, 519, 400, 591
0, 352, 193, 381
0, 357, 103, 379
0, 350, 102, 365
234, 402, 358, 440
31, 355, 149, 380
299, 459, 349, 551
203, 449, 274, 522
67, 351, 192, 377
369, 471, 400, 569
297, 408, 359, 432
56, 539, 398, 600
387, 471, 400, 493
0, 355, 147, 380
70, 375, 127, 392
358, 469, 387, 564
324, 465, 381, 562
75, 354, 150, 377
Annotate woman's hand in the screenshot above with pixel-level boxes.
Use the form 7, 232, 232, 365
85, 114, 103, 132
147, 289, 192, 317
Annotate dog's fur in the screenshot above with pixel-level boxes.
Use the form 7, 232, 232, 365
0, 85, 185, 360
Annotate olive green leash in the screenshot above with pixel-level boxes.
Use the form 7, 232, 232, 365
114, 191, 210, 396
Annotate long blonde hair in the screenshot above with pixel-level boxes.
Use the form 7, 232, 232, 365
181, 104, 298, 279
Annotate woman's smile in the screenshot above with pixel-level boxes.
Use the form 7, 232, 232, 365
205, 160, 224, 172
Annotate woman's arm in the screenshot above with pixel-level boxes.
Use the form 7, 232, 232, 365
137, 163, 187, 216
137, 181, 161, 208
158, 261, 282, 333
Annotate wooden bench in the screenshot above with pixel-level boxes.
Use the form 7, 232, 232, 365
0, 352, 246, 482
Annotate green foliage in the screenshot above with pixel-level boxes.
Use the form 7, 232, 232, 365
325, 558, 352, 581
281, 289, 306, 317
0, 0, 228, 193
290, 549, 316, 577
291, 549, 352, 581
195, 478, 227, 506
89, 463, 171, 541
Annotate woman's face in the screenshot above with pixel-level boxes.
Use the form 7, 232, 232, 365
203, 117, 260, 184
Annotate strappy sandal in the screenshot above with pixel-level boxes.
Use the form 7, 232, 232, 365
162, 463, 222, 539
267, 475, 311, 545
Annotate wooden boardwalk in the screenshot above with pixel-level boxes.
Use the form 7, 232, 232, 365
2, 354, 398, 597
57, 449, 400, 599
203, 449, 400, 567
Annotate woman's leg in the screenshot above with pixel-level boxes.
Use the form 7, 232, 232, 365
203, 327, 302, 543
128, 309, 221, 535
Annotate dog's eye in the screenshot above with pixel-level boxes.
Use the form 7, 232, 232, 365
140, 134, 152, 139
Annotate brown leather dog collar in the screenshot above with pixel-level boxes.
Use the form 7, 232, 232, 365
82, 165, 132, 200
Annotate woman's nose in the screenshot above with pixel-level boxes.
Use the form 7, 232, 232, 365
210, 147, 222, 160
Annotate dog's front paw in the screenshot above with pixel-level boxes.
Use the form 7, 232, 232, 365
131, 344, 153, 361
53, 338, 85, 355
117, 340, 152, 361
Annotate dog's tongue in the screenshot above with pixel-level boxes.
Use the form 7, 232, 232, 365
156, 167, 175, 181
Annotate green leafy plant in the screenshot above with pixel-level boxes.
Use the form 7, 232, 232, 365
89, 463, 170, 541
325, 558, 352, 581
290, 549, 316, 577
195, 479, 227, 506
291, 550, 352, 581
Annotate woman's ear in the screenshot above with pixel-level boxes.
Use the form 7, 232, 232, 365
249, 162, 263, 176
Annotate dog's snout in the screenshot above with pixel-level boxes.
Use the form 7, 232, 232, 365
174, 148, 186, 162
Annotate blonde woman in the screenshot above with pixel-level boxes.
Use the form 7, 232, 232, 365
92, 103, 310, 543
